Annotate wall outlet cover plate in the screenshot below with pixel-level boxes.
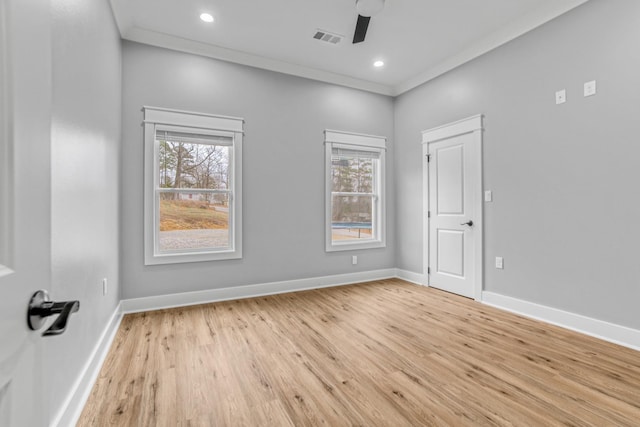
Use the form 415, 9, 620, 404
584, 80, 596, 97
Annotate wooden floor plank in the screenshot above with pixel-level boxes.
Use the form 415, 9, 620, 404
78, 279, 640, 426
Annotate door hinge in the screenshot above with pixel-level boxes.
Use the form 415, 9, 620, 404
426, 154, 431, 162
427, 267, 431, 275
428, 211, 431, 218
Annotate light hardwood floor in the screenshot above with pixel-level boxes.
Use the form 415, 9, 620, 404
78, 279, 640, 426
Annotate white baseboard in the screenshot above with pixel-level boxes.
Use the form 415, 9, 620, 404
52, 302, 123, 427
53, 273, 640, 427
482, 291, 640, 352
121, 268, 397, 313
395, 269, 426, 286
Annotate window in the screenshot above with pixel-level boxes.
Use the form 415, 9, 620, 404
144, 107, 243, 264
325, 130, 386, 251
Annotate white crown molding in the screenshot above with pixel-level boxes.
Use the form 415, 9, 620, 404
393, 0, 590, 95
122, 27, 394, 96
110, 1, 590, 97
108, 0, 133, 38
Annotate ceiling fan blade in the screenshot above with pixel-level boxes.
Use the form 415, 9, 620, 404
353, 15, 371, 44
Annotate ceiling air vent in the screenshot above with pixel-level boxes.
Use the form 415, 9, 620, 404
313, 29, 343, 45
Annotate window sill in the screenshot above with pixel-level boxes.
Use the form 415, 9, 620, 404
325, 240, 385, 252
144, 249, 242, 265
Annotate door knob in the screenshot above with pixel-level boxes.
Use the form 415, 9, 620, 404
27, 290, 80, 336
460, 220, 474, 227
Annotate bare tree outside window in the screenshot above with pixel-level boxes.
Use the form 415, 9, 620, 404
156, 137, 232, 252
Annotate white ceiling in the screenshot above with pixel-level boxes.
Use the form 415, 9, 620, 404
109, 0, 589, 96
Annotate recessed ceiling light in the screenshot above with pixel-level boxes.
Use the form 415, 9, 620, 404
373, 60, 385, 68
200, 13, 214, 23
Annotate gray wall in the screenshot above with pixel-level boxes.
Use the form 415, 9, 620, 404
121, 41, 395, 299
49, 0, 122, 418
394, 0, 640, 329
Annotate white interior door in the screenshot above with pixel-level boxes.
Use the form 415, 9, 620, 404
0, 0, 52, 425
422, 116, 483, 300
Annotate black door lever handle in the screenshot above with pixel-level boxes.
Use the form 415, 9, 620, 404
40, 300, 80, 336
27, 290, 80, 336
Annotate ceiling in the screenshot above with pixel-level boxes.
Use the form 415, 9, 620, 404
109, 0, 589, 96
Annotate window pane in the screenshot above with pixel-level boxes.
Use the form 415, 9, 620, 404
158, 193, 230, 252
158, 140, 230, 190
331, 195, 373, 241
331, 155, 374, 193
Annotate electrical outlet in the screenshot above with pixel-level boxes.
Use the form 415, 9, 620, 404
352, 255, 358, 265
495, 257, 504, 269
555, 89, 566, 105
102, 278, 108, 296
584, 80, 596, 97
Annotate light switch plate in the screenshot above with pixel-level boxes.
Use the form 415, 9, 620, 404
495, 257, 504, 269
555, 89, 566, 105
584, 80, 596, 97
484, 190, 493, 202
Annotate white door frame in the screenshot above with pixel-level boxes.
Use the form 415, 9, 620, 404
422, 115, 484, 301
0, 0, 12, 277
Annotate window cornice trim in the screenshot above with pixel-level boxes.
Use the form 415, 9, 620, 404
324, 129, 386, 149
144, 106, 244, 133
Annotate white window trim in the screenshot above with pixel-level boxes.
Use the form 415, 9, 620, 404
325, 129, 386, 252
143, 106, 243, 265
